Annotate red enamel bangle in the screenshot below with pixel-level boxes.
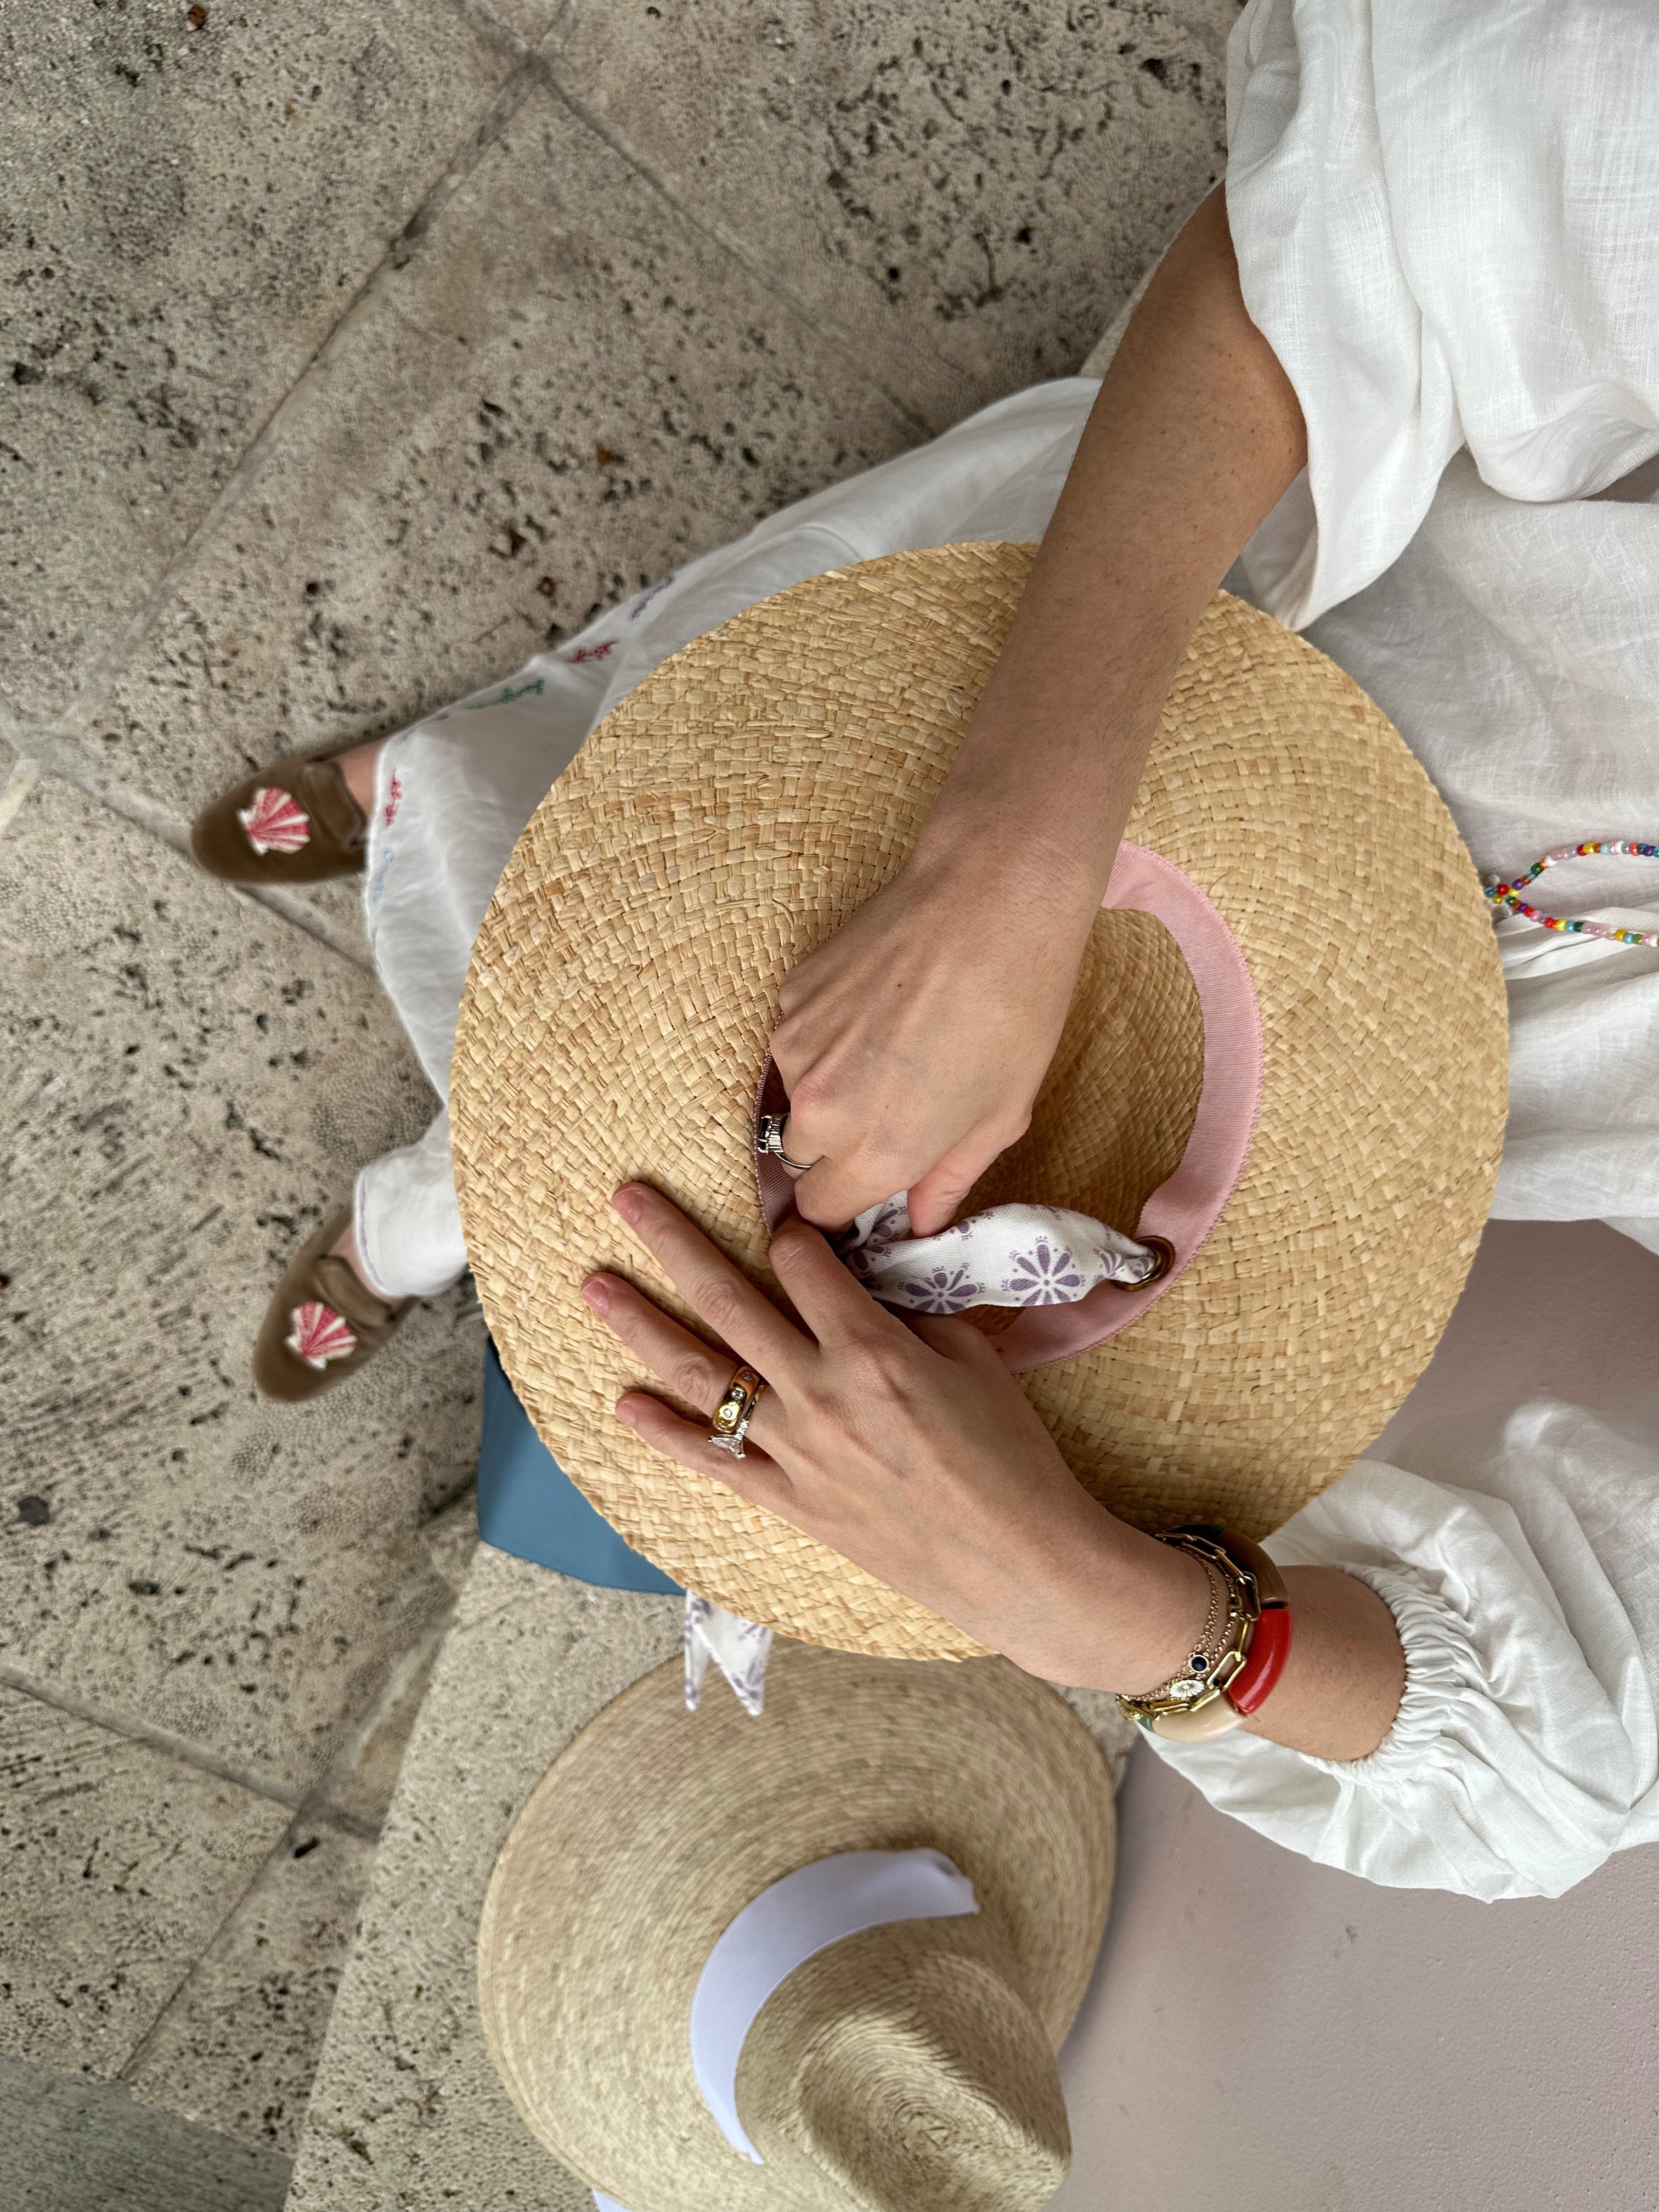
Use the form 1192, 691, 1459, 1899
1224, 1599, 1293, 1716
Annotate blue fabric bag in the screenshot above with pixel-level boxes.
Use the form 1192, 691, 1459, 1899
475, 1340, 681, 1595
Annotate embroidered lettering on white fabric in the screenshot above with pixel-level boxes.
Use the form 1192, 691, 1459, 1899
237, 786, 311, 855
285, 1301, 357, 1370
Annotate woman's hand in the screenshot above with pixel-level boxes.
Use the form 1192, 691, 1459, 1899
766, 188, 1310, 1239
770, 843, 1101, 1234
580, 1181, 1208, 1690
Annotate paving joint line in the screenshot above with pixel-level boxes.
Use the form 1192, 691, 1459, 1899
111, 1785, 376, 2095
21, 13, 935, 936
59, 55, 548, 753
538, 64, 939, 441
3, 724, 376, 970
0, 1660, 308, 1814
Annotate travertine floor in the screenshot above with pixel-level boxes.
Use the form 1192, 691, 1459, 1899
1, 0, 1233, 2194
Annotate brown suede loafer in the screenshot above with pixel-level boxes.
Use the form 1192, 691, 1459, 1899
191, 749, 368, 885
252, 1209, 409, 1402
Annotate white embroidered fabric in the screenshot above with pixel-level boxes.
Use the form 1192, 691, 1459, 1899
683, 1593, 773, 1717
838, 1195, 1158, 1314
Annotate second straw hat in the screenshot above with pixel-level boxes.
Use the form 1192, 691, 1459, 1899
452, 544, 1508, 1658
477, 1643, 1114, 2212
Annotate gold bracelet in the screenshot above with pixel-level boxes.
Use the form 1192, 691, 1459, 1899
1116, 1526, 1274, 1742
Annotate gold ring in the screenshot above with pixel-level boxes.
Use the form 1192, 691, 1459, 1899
708, 1364, 768, 1458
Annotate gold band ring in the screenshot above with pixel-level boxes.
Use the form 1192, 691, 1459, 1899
707, 1364, 768, 1458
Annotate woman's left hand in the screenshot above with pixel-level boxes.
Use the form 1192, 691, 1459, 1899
580, 1182, 1206, 1689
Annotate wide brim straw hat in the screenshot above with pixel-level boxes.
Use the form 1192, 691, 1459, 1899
453, 544, 1508, 1660
477, 1642, 1114, 2212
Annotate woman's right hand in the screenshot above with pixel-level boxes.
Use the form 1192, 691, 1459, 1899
768, 840, 1101, 1234
581, 1181, 1207, 1690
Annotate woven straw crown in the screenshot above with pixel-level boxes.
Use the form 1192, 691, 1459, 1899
453, 545, 1508, 1658
477, 1645, 1114, 2212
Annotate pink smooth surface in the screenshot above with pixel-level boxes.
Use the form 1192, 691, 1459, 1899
1055, 1743, 1658, 2212
999, 843, 1264, 1371
1053, 1216, 1659, 2212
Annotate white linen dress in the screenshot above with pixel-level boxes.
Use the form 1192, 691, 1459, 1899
350, 0, 1659, 1900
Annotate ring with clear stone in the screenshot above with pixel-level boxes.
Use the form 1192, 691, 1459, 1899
707, 1364, 768, 1458
755, 1114, 814, 1174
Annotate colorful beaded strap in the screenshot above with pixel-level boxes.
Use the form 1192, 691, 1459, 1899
1485, 840, 1659, 949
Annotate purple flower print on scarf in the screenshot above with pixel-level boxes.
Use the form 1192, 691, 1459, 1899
834, 1195, 1159, 1313
1003, 1237, 1087, 1305
684, 1594, 773, 1717
900, 1265, 986, 1315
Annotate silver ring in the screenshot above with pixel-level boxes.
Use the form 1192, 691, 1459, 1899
707, 1364, 767, 1459
755, 1114, 814, 1175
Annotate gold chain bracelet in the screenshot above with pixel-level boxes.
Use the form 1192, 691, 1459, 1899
1116, 1526, 1284, 1743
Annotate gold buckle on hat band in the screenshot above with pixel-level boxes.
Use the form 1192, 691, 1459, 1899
708, 1365, 768, 1458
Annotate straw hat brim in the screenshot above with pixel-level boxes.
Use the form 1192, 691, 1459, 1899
476, 1644, 1114, 2212
453, 546, 1507, 1658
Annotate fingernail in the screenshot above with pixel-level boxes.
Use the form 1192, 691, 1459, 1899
614, 1397, 639, 1427
580, 1277, 611, 1313
611, 1184, 641, 1222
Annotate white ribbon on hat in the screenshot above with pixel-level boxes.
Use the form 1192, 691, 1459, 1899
691, 1847, 980, 2163
588, 1847, 979, 2212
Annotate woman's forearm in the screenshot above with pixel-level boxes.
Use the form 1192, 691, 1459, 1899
1241, 1567, 1406, 1761
1061, 1523, 1405, 1764
913, 185, 1307, 898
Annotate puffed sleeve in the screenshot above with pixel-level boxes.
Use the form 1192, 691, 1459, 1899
1144, 1438, 1659, 1900
1224, 0, 1659, 628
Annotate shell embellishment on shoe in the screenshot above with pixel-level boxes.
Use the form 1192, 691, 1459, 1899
237, 786, 312, 855
285, 1301, 358, 1370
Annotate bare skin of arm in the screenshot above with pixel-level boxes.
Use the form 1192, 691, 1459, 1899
772, 184, 1309, 1240
588, 193, 1406, 1765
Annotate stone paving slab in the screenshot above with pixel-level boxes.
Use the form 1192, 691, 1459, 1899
286, 1544, 1136, 2210
127, 1820, 376, 2157
0, 0, 524, 727
76, 76, 916, 832
0, 1680, 291, 2081
287, 1552, 683, 2211
550, 0, 1232, 430
0, 773, 481, 1794
3, 2047, 291, 2212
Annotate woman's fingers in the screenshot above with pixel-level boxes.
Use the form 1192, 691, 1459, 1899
608, 1183, 808, 1378
613, 1390, 793, 1514
902, 1122, 1021, 1238
766, 1216, 909, 1349
784, 1138, 899, 1233
584, 1269, 794, 1505
580, 1272, 767, 1423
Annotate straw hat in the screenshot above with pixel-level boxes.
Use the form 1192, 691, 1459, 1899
452, 544, 1507, 1659
477, 1642, 1114, 2212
